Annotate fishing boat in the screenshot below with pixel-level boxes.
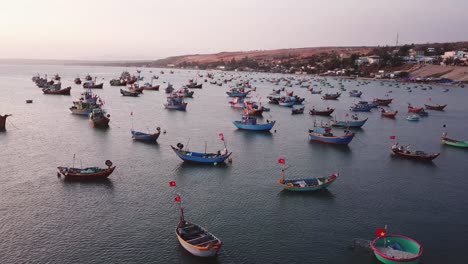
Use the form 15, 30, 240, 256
164, 95, 187, 111
278, 158, 338, 191
371, 234, 423, 264
322, 93, 341, 100
142, 84, 160, 91
406, 115, 420, 121
381, 108, 398, 118
291, 105, 305, 115
407, 105, 423, 113
308, 125, 355, 145
390, 143, 439, 161
229, 97, 246, 108
441, 132, 468, 148
373, 98, 393, 106
358, 101, 378, 108
57, 160, 115, 180
175, 205, 222, 257
186, 81, 203, 89
128, 85, 144, 94
89, 108, 110, 127
42, 86, 71, 95
132, 127, 161, 143
83, 81, 104, 89
350, 104, 372, 112
233, 115, 275, 131
0, 114, 11, 131
85, 74, 92, 81
74, 77, 82, 84
165, 83, 174, 93
309, 107, 334, 116
310, 89, 322, 94
243, 102, 264, 116
349, 90, 362, 97
331, 115, 368, 128
170, 143, 232, 164
424, 104, 447, 111
226, 87, 250, 97
177, 87, 194, 98
120, 89, 140, 97
418, 109, 428, 117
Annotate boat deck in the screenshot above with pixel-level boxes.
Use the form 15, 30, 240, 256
375, 247, 418, 260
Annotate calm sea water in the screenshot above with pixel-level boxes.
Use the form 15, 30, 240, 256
0, 64, 467, 264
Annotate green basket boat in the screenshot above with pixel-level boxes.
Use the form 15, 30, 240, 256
371, 234, 423, 264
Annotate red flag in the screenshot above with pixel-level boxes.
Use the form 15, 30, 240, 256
218, 133, 224, 141
345, 113, 349, 117
375, 228, 386, 237
389, 135, 396, 140
278, 158, 285, 164
174, 195, 181, 203
169, 181, 176, 187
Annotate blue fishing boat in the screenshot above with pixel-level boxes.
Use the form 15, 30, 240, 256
170, 143, 232, 164
164, 95, 187, 110
350, 104, 372, 112
233, 115, 275, 131
131, 127, 161, 143
308, 125, 355, 145
226, 87, 250, 97
331, 115, 368, 128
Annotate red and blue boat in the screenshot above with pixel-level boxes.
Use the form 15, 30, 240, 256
308, 125, 355, 145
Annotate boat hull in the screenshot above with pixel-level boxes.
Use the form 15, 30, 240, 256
57, 166, 115, 180
424, 104, 446, 111
132, 131, 160, 142
164, 103, 187, 111
233, 121, 275, 131
176, 230, 221, 257
226, 92, 250, 97
280, 174, 338, 192
308, 133, 354, 145
332, 118, 368, 128
42, 87, 71, 95
441, 137, 468, 148
309, 109, 335, 116
391, 147, 439, 161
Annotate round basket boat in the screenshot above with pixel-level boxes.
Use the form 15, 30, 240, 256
371, 234, 423, 264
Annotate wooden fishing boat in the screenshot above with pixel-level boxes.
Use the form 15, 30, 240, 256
26, 100, 33, 103
310, 90, 322, 94
358, 101, 378, 108
176, 208, 222, 257
322, 93, 341, 100
331, 116, 368, 128
441, 133, 468, 148
278, 159, 338, 191
0, 114, 11, 131
350, 104, 372, 112
381, 109, 398, 118
57, 160, 115, 180
406, 115, 420, 121
42, 86, 71, 95
407, 105, 423, 113
186, 82, 203, 89
309, 108, 334, 116
371, 234, 423, 264
233, 115, 275, 131
128, 86, 144, 94
390, 143, 439, 161
308, 125, 355, 145
349, 90, 362, 97
291, 105, 305, 115
89, 108, 110, 127
424, 104, 447, 111
120, 89, 140, 97
373, 98, 393, 106
83, 81, 103, 89
226, 88, 250, 97
131, 128, 161, 143
171, 144, 232, 164
142, 84, 160, 91
164, 95, 187, 110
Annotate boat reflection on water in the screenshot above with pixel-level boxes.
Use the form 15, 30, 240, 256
278, 188, 335, 200
61, 178, 114, 189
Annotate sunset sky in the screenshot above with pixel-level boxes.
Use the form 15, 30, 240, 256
1, 0, 467, 60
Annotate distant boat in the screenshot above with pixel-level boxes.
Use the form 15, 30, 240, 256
57, 160, 115, 180
407, 104, 423, 113
226, 88, 250, 97
349, 90, 362, 97
131, 128, 161, 143
120, 89, 140, 97
291, 105, 305, 115
74, 77, 82, 85
424, 104, 447, 111
331, 115, 368, 128
278, 158, 338, 192
406, 115, 420, 121
310, 89, 322, 94
42, 86, 71, 95
381, 108, 398, 118
322, 93, 341, 100
164, 95, 187, 111
233, 115, 275, 131
89, 108, 110, 127
0, 114, 12, 131
171, 143, 232, 164
309, 108, 334, 116
83, 81, 103, 89
371, 234, 423, 264
372, 98, 393, 106
390, 143, 439, 161
441, 132, 468, 148
350, 104, 372, 112
308, 124, 355, 145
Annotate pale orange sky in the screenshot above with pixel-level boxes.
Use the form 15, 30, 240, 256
0, 0, 467, 60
